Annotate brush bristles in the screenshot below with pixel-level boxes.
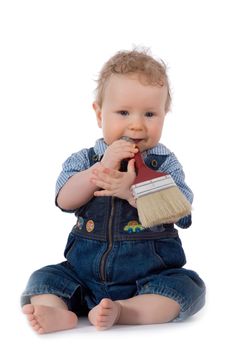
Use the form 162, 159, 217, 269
137, 186, 192, 227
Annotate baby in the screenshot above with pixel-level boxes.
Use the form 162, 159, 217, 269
21, 49, 205, 333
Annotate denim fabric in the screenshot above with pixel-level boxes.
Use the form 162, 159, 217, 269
21, 234, 206, 321
21, 147, 205, 321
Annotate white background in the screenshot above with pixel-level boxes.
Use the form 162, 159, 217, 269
0, 0, 232, 349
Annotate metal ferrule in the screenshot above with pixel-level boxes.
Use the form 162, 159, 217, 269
132, 175, 175, 199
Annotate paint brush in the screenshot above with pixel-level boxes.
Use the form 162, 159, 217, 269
121, 136, 191, 227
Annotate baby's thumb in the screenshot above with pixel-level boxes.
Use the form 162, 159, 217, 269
127, 158, 136, 175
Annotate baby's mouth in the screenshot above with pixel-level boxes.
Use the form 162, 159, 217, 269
131, 138, 143, 144
121, 136, 144, 144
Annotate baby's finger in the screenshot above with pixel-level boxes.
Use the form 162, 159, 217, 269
127, 159, 136, 175
113, 140, 138, 153
91, 179, 112, 190
94, 190, 113, 197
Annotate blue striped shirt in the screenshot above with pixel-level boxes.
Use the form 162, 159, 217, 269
55, 138, 193, 228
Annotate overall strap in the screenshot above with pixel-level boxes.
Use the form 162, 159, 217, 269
88, 147, 101, 166
144, 154, 169, 170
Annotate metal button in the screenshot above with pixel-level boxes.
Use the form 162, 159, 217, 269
92, 154, 99, 161
151, 159, 158, 168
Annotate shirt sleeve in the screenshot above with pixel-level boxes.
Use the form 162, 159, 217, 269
55, 148, 90, 211
158, 152, 193, 229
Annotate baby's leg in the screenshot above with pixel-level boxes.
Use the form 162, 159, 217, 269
88, 294, 179, 330
22, 294, 78, 334
116, 294, 180, 324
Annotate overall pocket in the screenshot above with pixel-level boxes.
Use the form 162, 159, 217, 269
152, 237, 186, 269
150, 241, 167, 269
64, 232, 78, 259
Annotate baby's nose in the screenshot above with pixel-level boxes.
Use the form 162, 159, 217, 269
129, 117, 144, 130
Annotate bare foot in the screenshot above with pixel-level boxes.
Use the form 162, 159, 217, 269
22, 304, 78, 334
88, 298, 121, 331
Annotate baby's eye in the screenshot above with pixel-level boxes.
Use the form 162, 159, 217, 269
145, 112, 154, 118
118, 110, 129, 116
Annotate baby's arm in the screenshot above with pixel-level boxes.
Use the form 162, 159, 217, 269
56, 140, 137, 211
57, 162, 101, 211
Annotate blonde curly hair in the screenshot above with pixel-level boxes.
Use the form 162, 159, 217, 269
95, 48, 171, 112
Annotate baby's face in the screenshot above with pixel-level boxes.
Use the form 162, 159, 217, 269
93, 73, 168, 152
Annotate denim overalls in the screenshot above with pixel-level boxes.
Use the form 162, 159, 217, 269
21, 148, 206, 321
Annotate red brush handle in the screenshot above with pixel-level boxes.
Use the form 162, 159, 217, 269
133, 151, 166, 185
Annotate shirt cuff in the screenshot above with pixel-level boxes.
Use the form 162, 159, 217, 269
175, 214, 192, 229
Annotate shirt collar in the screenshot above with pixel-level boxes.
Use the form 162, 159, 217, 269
93, 138, 108, 158
142, 143, 171, 156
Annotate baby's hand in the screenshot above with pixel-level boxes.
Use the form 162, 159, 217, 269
90, 159, 136, 203
101, 140, 138, 169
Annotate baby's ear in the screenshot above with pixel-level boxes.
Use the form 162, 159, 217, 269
93, 102, 102, 128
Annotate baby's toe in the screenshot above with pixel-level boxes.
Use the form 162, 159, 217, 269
32, 323, 39, 331
33, 323, 42, 332
100, 298, 112, 309
29, 319, 38, 327
37, 327, 45, 334
26, 313, 35, 322
22, 304, 34, 315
